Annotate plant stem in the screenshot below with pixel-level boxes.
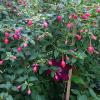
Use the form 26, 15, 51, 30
65, 69, 72, 100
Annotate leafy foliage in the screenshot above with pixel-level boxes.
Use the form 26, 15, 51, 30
0, 0, 100, 100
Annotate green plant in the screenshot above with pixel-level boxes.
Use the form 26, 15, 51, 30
0, 0, 100, 100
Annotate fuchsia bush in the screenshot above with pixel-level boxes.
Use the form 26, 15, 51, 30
0, 0, 100, 100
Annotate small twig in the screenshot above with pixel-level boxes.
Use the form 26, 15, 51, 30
65, 69, 72, 100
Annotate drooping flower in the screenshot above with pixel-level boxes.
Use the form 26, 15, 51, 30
5, 32, 10, 38
96, 7, 100, 13
23, 42, 28, 48
88, 44, 94, 54
91, 34, 97, 40
17, 85, 22, 90
43, 21, 48, 28
57, 15, 62, 22
4, 38, 9, 44
33, 64, 38, 73
27, 20, 33, 26
27, 89, 31, 95
0, 60, 3, 65
17, 47, 22, 53
67, 22, 71, 29
75, 34, 82, 40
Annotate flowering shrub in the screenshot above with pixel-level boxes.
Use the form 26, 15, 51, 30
0, 0, 100, 100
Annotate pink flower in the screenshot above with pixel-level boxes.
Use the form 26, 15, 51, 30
27, 20, 33, 26
33, 66, 38, 73
61, 56, 66, 68
91, 34, 97, 40
48, 60, 53, 66
0, 60, 3, 65
12, 56, 17, 60
57, 15, 62, 22
88, 44, 94, 54
13, 34, 20, 40
85, 12, 90, 17
15, 28, 22, 34
69, 15, 72, 19
80, 29, 84, 33
81, 15, 88, 20
23, 42, 28, 48
54, 73, 59, 81
17, 47, 22, 53
27, 89, 31, 95
5, 32, 10, 38
96, 7, 100, 13
43, 21, 48, 28
73, 14, 78, 19
75, 34, 82, 40
61, 60, 66, 68
17, 85, 21, 90
33, 64, 38, 73
67, 22, 71, 29
4, 38, 9, 44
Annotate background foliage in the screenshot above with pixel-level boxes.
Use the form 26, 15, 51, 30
0, 0, 100, 100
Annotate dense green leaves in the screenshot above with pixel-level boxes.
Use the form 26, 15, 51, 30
0, 0, 100, 100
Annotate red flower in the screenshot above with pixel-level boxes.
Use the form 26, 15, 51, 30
61, 60, 66, 68
17, 85, 22, 90
54, 73, 59, 81
27, 20, 33, 26
4, 38, 9, 44
73, 14, 78, 19
91, 34, 97, 40
85, 12, 90, 17
17, 47, 22, 53
88, 44, 94, 54
57, 15, 62, 22
33, 64, 38, 73
96, 7, 100, 13
5, 32, 10, 38
43, 21, 48, 28
67, 22, 71, 29
75, 34, 82, 40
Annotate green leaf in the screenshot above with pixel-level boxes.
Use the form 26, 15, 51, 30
21, 83, 27, 91
51, 72, 55, 78
77, 95, 88, 100
73, 0, 82, 5
39, 66, 48, 75
30, 39, 35, 45
89, 88, 100, 100
16, 76, 27, 82
71, 58, 77, 64
71, 75, 85, 85
54, 50, 59, 58
28, 76, 38, 82
71, 89, 80, 95
6, 95, 13, 100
